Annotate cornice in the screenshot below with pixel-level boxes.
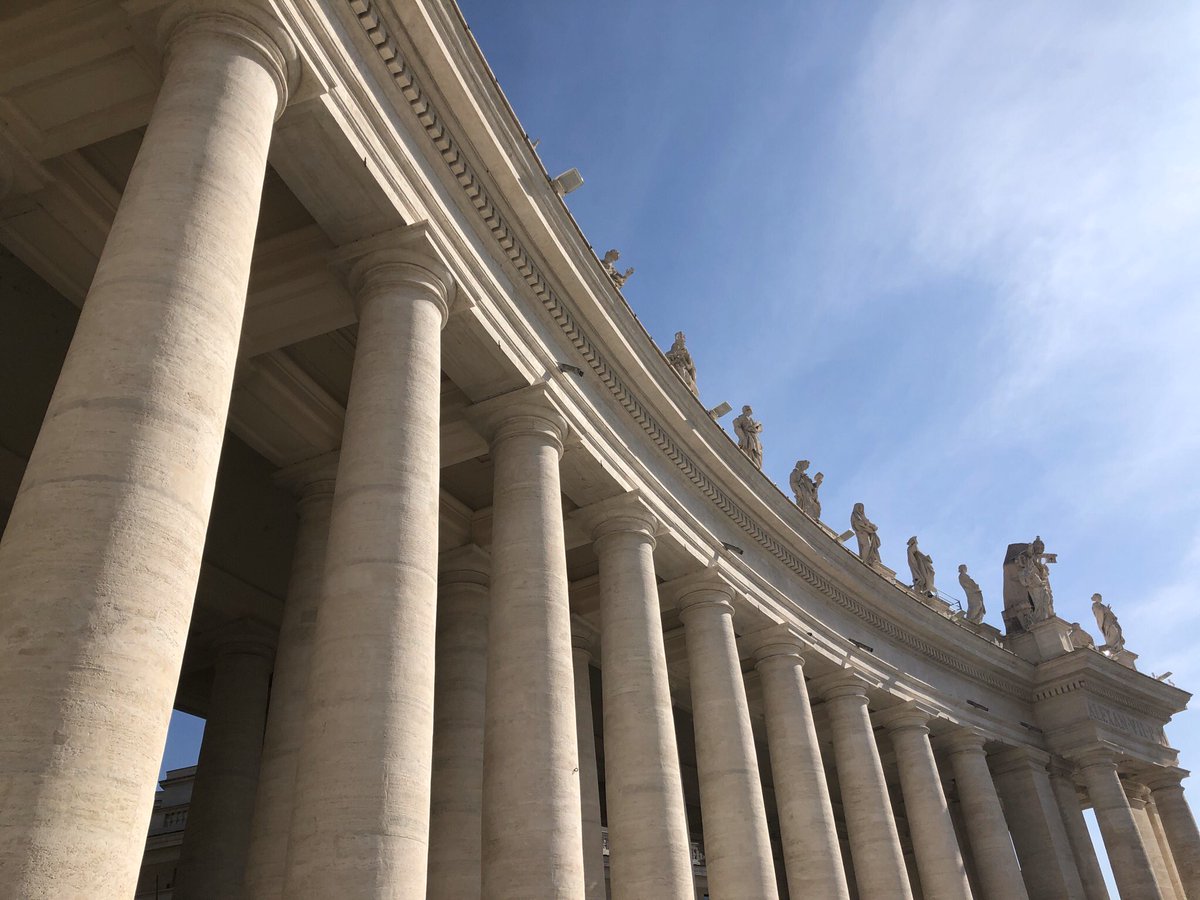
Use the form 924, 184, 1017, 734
343, 0, 1037, 700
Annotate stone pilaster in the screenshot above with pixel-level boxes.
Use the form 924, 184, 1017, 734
570, 618, 606, 900
243, 454, 338, 900
284, 230, 455, 899
812, 671, 914, 900
0, 4, 296, 895
175, 624, 276, 900
470, 385, 585, 899
427, 545, 490, 900
876, 705, 971, 900
677, 577, 779, 900
751, 627, 849, 900
576, 495, 693, 900
1146, 768, 1200, 898
1047, 761, 1111, 900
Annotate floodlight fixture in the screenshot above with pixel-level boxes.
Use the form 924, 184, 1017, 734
551, 167, 584, 196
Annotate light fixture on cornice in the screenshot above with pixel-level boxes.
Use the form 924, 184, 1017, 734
557, 362, 584, 378
707, 401, 732, 420
551, 167, 584, 196
720, 541, 743, 556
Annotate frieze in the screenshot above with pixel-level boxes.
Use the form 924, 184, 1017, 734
1086, 699, 1167, 746
345, 0, 1029, 699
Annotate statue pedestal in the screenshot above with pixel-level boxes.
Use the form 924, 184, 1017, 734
1103, 647, 1139, 671
954, 615, 1003, 645
1003, 617, 1075, 664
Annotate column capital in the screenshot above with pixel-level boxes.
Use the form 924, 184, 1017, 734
158, 0, 300, 120
202, 618, 278, 661
1145, 766, 1190, 792
873, 700, 937, 735
1069, 745, 1121, 772
465, 382, 569, 453
438, 543, 490, 586
659, 567, 736, 613
810, 668, 876, 702
570, 491, 660, 547
273, 451, 339, 500
934, 727, 990, 757
744, 623, 810, 669
1124, 781, 1152, 808
989, 744, 1052, 777
331, 223, 456, 324
570, 616, 599, 659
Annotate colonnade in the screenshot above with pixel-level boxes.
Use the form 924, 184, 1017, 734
0, 4, 1198, 900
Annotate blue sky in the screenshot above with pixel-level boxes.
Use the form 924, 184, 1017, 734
161, 0, 1200, 891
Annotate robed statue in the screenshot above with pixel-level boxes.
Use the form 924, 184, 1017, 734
1091, 593, 1126, 652
789, 459, 823, 519
851, 503, 881, 567
907, 536, 935, 594
665, 331, 698, 397
1001, 536, 1057, 633
733, 406, 763, 468
957, 564, 985, 624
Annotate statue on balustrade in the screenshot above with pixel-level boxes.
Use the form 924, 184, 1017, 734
957, 564, 985, 624
665, 331, 699, 397
1068, 622, 1097, 651
789, 459, 823, 519
851, 503, 881, 567
733, 405, 763, 469
1001, 535, 1057, 632
602, 249, 634, 287
907, 536, 935, 594
1091, 593, 1126, 652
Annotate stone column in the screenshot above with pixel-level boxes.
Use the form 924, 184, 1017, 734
243, 455, 337, 900
426, 545, 490, 900
1074, 748, 1165, 900
1147, 795, 1188, 900
990, 746, 1086, 900
283, 232, 455, 899
677, 578, 779, 900
578, 495, 693, 900
812, 671, 913, 900
1127, 783, 1180, 900
470, 385, 584, 899
1147, 768, 1200, 898
1047, 762, 1111, 900
752, 628, 849, 900
0, 5, 295, 895
877, 705, 971, 900
570, 619, 606, 900
175, 626, 276, 900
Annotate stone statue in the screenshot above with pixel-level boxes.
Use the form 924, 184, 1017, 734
957, 564, 985, 624
601, 249, 634, 287
907, 536, 935, 594
789, 459, 823, 519
1001, 536, 1056, 632
1068, 622, 1097, 651
732, 405, 763, 468
850, 503, 881, 567
665, 331, 698, 397
1091, 593, 1125, 652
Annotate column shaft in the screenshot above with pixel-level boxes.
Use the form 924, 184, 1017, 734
1048, 767, 1110, 900
680, 591, 779, 899
817, 677, 913, 900
572, 637, 606, 900
1077, 753, 1165, 900
176, 636, 274, 900
243, 463, 336, 900
595, 522, 692, 900
284, 250, 452, 898
755, 642, 849, 899
883, 714, 971, 900
427, 553, 490, 900
480, 410, 584, 899
1149, 777, 1200, 898
1148, 799, 1188, 900
0, 10, 290, 896
1128, 785, 1180, 900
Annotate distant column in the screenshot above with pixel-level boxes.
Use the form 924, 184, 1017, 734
812, 671, 914, 900
176, 627, 276, 900
427, 545, 490, 900
1074, 748, 1165, 900
1146, 768, 1200, 897
877, 706, 971, 900
1047, 761, 1111, 900
678, 579, 779, 900
1125, 782, 1180, 899
990, 746, 1086, 900
753, 629, 849, 899
939, 731, 1028, 900
570, 620, 606, 900
1147, 794, 1188, 900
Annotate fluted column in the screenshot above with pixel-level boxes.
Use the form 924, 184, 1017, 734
752, 628, 849, 900
813, 671, 913, 900
677, 578, 779, 899
877, 705, 972, 900
991, 746, 1086, 900
1147, 768, 1200, 898
426, 545, 490, 900
939, 731, 1028, 900
1047, 762, 1110, 900
578, 495, 693, 900
471, 385, 584, 899
1127, 782, 1180, 900
243, 455, 337, 900
570, 619, 605, 900
0, 5, 295, 895
1147, 795, 1188, 900
283, 232, 455, 899
1074, 748, 1165, 900
176, 626, 276, 900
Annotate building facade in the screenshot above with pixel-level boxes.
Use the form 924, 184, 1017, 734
0, 1, 1196, 898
